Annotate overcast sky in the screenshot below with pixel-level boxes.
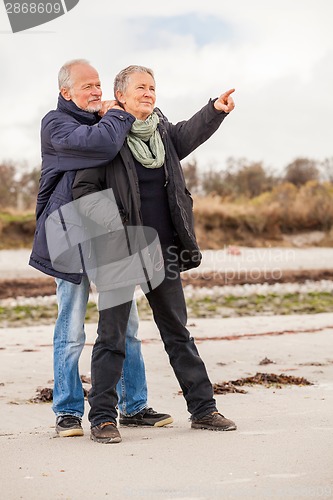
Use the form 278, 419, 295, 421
0, 0, 332, 175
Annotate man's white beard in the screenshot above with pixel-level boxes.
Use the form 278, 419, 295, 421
86, 102, 102, 113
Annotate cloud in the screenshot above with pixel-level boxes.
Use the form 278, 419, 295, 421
0, 0, 332, 172
128, 13, 233, 49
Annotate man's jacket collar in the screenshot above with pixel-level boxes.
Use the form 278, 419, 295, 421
57, 93, 100, 125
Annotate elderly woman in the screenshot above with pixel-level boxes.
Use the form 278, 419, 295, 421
73, 65, 236, 443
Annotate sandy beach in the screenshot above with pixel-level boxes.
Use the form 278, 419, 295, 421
1, 249, 333, 499
2, 246, 333, 281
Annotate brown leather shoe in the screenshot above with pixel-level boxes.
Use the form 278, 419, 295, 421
191, 412, 237, 431
90, 422, 122, 444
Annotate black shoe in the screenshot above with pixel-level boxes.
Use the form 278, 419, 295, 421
55, 415, 84, 437
119, 407, 173, 427
191, 412, 237, 431
90, 422, 122, 444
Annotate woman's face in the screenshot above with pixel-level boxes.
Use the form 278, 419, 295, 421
116, 72, 156, 121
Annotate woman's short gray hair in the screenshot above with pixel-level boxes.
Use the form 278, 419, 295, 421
113, 65, 155, 97
58, 59, 90, 90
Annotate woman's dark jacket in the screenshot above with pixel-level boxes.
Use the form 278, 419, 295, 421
72, 100, 229, 274
28, 94, 135, 284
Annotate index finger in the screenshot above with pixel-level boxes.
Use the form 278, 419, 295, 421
222, 88, 235, 98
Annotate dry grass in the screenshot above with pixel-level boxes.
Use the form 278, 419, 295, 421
0, 211, 35, 249
2, 181, 333, 249
193, 181, 333, 248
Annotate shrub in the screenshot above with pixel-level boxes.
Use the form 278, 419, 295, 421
284, 158, 319, 187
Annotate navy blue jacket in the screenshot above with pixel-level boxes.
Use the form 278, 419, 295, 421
29, 94, 135, 283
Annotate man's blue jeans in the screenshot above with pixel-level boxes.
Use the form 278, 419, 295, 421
53, 276, 147, 418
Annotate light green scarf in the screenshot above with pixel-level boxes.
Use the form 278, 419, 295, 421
127, 112, 165, 169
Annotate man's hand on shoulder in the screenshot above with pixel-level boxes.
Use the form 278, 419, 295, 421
99, 100, 124, 117
214, 89, 235, 113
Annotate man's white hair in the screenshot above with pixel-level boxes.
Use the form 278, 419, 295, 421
58, 58, 91, 90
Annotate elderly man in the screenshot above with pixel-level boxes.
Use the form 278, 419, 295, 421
29, 60, 172, 437
73, 65, 237, 444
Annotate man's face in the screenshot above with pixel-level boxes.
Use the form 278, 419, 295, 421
61, 63, 102, 113
116, 72, 156, 121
